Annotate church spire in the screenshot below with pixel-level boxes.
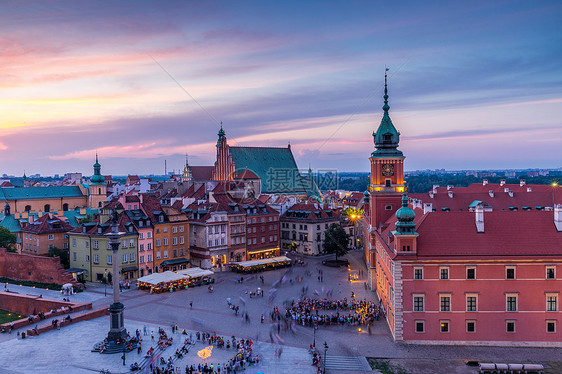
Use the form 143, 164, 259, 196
217, 122, 226, 146
372, 67, 403, 157
91, 154, 104, 184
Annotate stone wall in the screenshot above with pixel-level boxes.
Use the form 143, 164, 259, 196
0, 248, 82, 288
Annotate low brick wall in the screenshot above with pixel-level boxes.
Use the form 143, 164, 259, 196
26, 307, 109, 337
0, 248, 82, 288
0, 291, 91, 332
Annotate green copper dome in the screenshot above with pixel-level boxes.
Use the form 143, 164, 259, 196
91, 154, 104, 184
395, 193, 416, 234
363, 190, 369, 203
372, 73, 403, 158
217, 124, 226, 146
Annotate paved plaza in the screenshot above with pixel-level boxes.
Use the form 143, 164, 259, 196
0, 250, 560, 374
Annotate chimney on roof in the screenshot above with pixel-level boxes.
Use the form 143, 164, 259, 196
429, 192, 434, 199
432, 185, 439, 194
555, 205, 562, 231
483, 179, 488, 186
29, 215, 34, 223
489, 190, 495, 198
475, 204, 484, 233
447, 185, 453, 190
500, 179, 506, 186
448, 191, 453, 198
527, 187, 532, 192
423, 203, 433, 215
504, 187, 510, 193
520, 179, 526, 186
508, 190, 514, 198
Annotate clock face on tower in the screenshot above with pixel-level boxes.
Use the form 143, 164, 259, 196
382, 163, 394, 177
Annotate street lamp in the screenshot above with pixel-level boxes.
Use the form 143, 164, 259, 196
323, 341, 329, 374
104, 269, 107, 297
313, 321, 318, 347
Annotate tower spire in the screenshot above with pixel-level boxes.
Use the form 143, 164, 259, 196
383, 67, 390, 113
372, 67, 402, 157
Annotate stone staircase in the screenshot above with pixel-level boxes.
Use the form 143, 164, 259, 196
324, 355, 372, 373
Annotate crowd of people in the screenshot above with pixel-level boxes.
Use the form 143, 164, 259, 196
148, 328, 259, 374
285, 296, 381, 327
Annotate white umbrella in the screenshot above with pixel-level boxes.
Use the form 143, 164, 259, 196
62, 283, 73, 289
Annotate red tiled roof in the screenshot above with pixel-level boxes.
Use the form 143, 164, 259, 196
410, 183, 561, 212
415, 210, 562, 258
380, 208, 562, 259
171, 200, 183, 211
283, 202, 340, 220
236, 169, 260, 180
189, 166, 214, 181
21, 214, 74, 234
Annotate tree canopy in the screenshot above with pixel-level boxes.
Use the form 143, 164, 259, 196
48, 247, 70, 269
323, 223, 350, 261
0, 227, 17, 252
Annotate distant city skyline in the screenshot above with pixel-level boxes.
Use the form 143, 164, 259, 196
1, 1, 561, 176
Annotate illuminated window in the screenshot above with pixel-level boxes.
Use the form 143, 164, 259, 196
440, 320, 449, 333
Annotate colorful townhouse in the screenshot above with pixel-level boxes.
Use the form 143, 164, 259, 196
280, 202, 340, 255
243, 203, 280, 260
68, 211, 139, 282
20, 213, 73, 255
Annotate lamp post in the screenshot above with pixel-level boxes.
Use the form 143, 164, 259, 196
104, 269, 107, 297
323, 341, 329, 374
105, 209, 128, 345
313, 321, 318, 347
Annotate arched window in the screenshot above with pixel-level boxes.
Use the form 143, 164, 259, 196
62, 203, 69, 211
98, 201, 102, 207
98, 188, 101, 195
25, 205, 31, 212
44, 204, 50, 212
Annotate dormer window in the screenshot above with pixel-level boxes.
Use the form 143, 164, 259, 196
383, 133, 392, 143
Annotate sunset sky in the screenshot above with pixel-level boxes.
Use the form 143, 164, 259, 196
1, 1, 561, 176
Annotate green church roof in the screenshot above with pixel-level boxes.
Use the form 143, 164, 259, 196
0, 213, 21, 233
0, 186, 84, 200
230, 146, 317, 195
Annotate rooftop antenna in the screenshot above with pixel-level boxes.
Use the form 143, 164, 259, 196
165, 160, 167, 176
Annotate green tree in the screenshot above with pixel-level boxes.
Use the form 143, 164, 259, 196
48, 247, 70, 269
323, 223, 350, 261
0, 227, 17, 252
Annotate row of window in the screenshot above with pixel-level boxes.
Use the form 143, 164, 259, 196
73, 252, 135, 264
415, 320, 557, 334
281, 223, 331, 230
139, 254, 153, 263
154, 248, 185, 259
413, 294, 559, 312
413, 266, 557, 280
154, 237, 185, 246
247, 235, 278, 245
248, 216, 277, 224
246, 225, 278, 233
138, 231, 153, 239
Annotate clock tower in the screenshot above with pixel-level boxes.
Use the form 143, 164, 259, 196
369, 72, 406, 229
